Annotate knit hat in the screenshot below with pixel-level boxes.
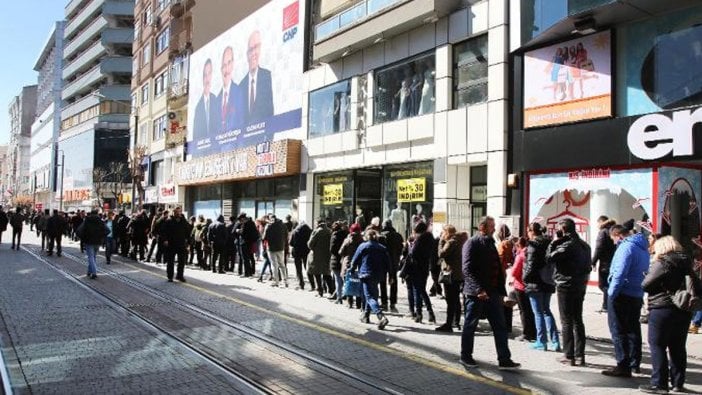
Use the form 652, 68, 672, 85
349, 223, 361, 233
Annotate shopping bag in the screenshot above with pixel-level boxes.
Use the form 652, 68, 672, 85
342, 271, 363, 297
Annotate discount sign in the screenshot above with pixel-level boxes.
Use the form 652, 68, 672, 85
397, 178, 426, 202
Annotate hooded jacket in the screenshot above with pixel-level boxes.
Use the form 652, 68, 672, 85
643, 251, 694, 310
607, 232, 651, 299
523, 235, 555, 294
547, 233, 592, 291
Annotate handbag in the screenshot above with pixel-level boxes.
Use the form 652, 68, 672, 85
672, 274, 702, 312
342, 271, 363, 297
398, 254, 414, 279
438, 269, 452, 285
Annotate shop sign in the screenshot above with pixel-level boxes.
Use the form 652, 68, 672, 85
568, 168, 611, 180
144, 188, 158, 204
158, 184, 178, 203
63, 188, 91, 202
627, 107, 701, 160
397, 178, 426, 202
471, 185, 487, 202
322, 184, 343, 205
255, 141, 277, 177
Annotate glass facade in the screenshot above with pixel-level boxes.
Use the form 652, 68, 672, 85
520, 0, 614, 42
59, 130, 95, 191
453, 34, 488, 108
308, 79, 352, 137
374, 53, 435, 123
383, 162, 433, 240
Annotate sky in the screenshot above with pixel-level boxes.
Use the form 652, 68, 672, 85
0, 1, 66, 145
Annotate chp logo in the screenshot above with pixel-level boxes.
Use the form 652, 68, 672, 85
282, 1, 299, 43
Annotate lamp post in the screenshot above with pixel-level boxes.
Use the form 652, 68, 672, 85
58, 150, 65, 212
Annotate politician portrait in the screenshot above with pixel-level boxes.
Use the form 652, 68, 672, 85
240, 30, 274, 124
193, 58, 221, 143
218, 46, 244, 132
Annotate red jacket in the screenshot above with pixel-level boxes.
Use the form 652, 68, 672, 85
512, 247, 526, 292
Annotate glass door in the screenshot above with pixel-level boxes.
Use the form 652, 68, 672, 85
256, 200, 274, 220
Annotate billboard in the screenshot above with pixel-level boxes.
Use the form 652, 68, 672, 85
523, 30, 612, 128
187, 0, 304, 158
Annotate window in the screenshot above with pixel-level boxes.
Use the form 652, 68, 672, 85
374, 53, 435, 124
142, 43, 151, 66
152, 114, 168, 141
134, 17, 140, 40
139, 122, 148, 145
157, 0, 170, 11
154, 71, 168, 98
156, 27, 170, 54
143, 5, 152, 27
131, 93, 137, 109
308, 79, 352, 137
150, 159, 164, 186
453, 35, 488, 107
141, 83, 149, 105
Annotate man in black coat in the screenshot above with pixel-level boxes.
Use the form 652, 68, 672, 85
127, 211, 149, 260
460, 216, 520, 370
10, 207, 26, 250
46, 210, 68, 257
289, 221, 312, 290
380, 219, 404, 312
226, 216, 238, 272
0, 205, 8, 245
237, 213, 259, 277
161, 207, 189, 282
209, 215, 229, 273
591, 215, 616, 311
115, 210, 130, 257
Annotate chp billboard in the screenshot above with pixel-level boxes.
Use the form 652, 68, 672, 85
187, 0, 304, 158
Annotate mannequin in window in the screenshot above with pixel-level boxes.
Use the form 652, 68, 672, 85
390, 202, 408, 240
418, 66, 435, 115
354, 207, 366, 230
395, 78, 411, 120
339, 91, 349, 131
412, 203, 426, 226
409, 69, 423, 116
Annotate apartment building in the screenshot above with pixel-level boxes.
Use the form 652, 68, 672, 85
30, 21, 65, 210
0, 145, 8, 206
59, 0, 134, 210
7, 86, 38, 200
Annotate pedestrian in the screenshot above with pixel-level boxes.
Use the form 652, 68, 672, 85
329, 221, 349, 302
209, 215, 228, 273
351, 229, 390, 330
188, 216, 197, 265
191, 215, 207, 269
127, 211, 149, 260
290, 220, 312, 290
46, 209, 68, 257
435, 224, 465, 332
459, 216, 521, 370
602, 220, 648, 377
407, 221, 436, 324
115, 210, 130, 257
38, 209, 49, 251
77, 209, 108, 279
592, 215, 616, 312
10, 207, 26, 250
237, 213, 258, 276
548, 218, 591, 367
225, 216, 237, 271
161, 207, 189, 282
307, 219, 334, 297
522, 222, 557, 349
0, 205, 8, 245
511, 235, 537, 343
146, 209, 167, 263
104, 211, 117, 264
497, 224, 515, 332
380, 219, 404, 312
283, 214, 295, 264
263, 213, 289, 287
340, 223, 364, 308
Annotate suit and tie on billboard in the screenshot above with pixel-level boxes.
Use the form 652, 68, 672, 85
187, 0, 303, 159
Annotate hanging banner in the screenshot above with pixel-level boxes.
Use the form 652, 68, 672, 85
397, 178, 426, 202
322, 184, 343, 205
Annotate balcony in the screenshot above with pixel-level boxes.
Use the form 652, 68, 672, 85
64, 16, 107, 59
101, 56, 132, 74
102, 27, 134, 46
65, 0, 135, 39
167, 79, 188, 108
62, 64, 102, 101
63, 41, 106, 81
169, 0, 195, 18
313, 0, 461, 63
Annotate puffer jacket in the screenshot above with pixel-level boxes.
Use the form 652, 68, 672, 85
523, 235, 555, 294
608, 233, 650, 299
643, 251, 694, 310
438, 234, 463, 282
547, 233, 591, 291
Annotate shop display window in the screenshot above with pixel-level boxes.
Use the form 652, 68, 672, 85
374, 53, 435, 123
315, 171, 355, 224
382, 162, 434, 240
453, 35, 488, 108
308, 79, 352, 137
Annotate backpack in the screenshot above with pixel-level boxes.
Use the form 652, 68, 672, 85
672, 274, 702, 312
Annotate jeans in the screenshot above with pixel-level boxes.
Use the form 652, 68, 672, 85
165, 246, 187, 280
608, 294, 643, 371
361, 277, 382, 315
557, 287, 586, 359
104, 237, 116, 263
460, 292, 511, 362
86, 244, 99, 275
293, 253, 308, 289
692, 310, 702, 327
411, 275, 433, 316
259, 251, 271, 279
648, 307, 690, 390
528, 291, 558, 345
332, 268, 344, 301
269, 250, 287, 284
443, 281, 461, 326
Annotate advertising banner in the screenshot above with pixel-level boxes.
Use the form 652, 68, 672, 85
322, 184, 343, 205
523, 30, 612, 128
397, 178, 426, 202
187, 0, 304, 158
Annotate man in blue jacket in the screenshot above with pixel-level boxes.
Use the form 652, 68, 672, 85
351, 229, 390, 330
602, 220, 649, 377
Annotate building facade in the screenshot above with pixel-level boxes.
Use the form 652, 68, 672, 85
0, 145, 9, 206
300, 0, 510, 236
509, 1, 702, 254
7, 86, 38, 201
30, 21, 65, 211
59, 0, 135, 210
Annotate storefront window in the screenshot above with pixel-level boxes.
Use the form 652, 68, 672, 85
375, 54, 435, 123
454, 35, 488, 107
308, 79, 352, 137
383, 162, 434, 240
315, 171, 355, 224
470, 166, 487, 233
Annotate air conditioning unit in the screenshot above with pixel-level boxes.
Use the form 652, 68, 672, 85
151, 16, 161, 28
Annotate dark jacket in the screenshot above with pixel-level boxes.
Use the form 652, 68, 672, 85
240, 218, 259, 245
339, 231, 363, 277
523, 235, 555, 294
330, 229, 349, 271
408, 231, 434, 279
127, 214, 149, 243
462, 233, 506, 296
263, 219, 287, 252
308, 224, 332, 276
290, 222, 312, 258
643, 251, 694, 310
438, 234, 464, 282
78, 214, 108, 245
380, 225, 404, 272
46, 214, 68, 238
208, 220, 228, 249
592, 219, 616, 273
351, 240, 390, 281
547, 233, 592, 291
161, 214, 190, 248
10, 212, 26, 229
0, 210, 9, 231
115, 214, 130, 239
37, 214, 48, 232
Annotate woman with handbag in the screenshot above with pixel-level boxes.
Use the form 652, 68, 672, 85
339, 223, 364, 309
639, 236, 694, 394
435, 225, 465, 332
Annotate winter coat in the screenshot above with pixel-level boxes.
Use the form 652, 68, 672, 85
240, 218, 259, 246
330, 229, 348, 272
462, 233, 506, 296
592, 219, 616, 273
77, 214, 108, 245
161, 215, 191, 248
608, 233, 650, 299
208, 221, 229, 249
380, 226, 404, 272
263, 219, 287, 252
643, 251, 694, 310
438, 235, 464, 282
523, 235, 555, 294
192, 221, 207, 243
307, 224, 332, 276
497, 239, 515, 269
351, 240, 390, 281
10, 212, 26, 229
127, 215, 149, 243
512, 247, 527, 292
37, 215, 48, 232
339, 232, 363, 277
290, 223, 312, 258
547, 233, 591, 292
0, 210, 7, 232
115, 214, 130, 239
46, 214, 68, 238
408, 231, 434, 280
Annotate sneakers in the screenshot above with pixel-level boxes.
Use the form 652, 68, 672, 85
601, 367, 632, 378
459, 357, 478, 368
529, 342, 547, 351
638, 385, 669, 394
688, 324, 699, 334
376, 313, 389, 330
549, 341, 562, 352
498, 360, 521, 370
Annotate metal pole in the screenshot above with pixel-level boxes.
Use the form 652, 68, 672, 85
59, 152, 65, 212
131, 114, 138, 213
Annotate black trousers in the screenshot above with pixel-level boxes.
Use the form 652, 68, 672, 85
557, 287, 586, 359
48, 235, 62, 255
293, 253, 308, 288
515, 289, 536, 340
11, 228, 22, 249
443, 281, 461, 326
389, 269, 398, 306
41, 231, 48, 250
648, 307, 690, 390
312, 274, 334, 296
132, 241, 146, 260
211, 246, 227, 272
119, 237, 130, 257
598, 269, 609, 310
240, 243, 255, 276
226, 247, 237, 271
165, 246, 186, 280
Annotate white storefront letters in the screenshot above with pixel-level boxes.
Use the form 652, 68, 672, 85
627, 107, 701, 160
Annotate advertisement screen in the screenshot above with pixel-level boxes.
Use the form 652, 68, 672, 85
523, 30, 612, 128
187, 0, 304, 158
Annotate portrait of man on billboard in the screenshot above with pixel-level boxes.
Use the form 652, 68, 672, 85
240, 30, 274, 124
219, 46, 244, 132
193, 58, 221, 143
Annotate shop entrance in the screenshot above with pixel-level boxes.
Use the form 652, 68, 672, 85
257, 200, 274, 219
354, 169, 382, 229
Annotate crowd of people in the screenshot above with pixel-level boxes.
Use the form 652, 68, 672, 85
2, 204, 702, 393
